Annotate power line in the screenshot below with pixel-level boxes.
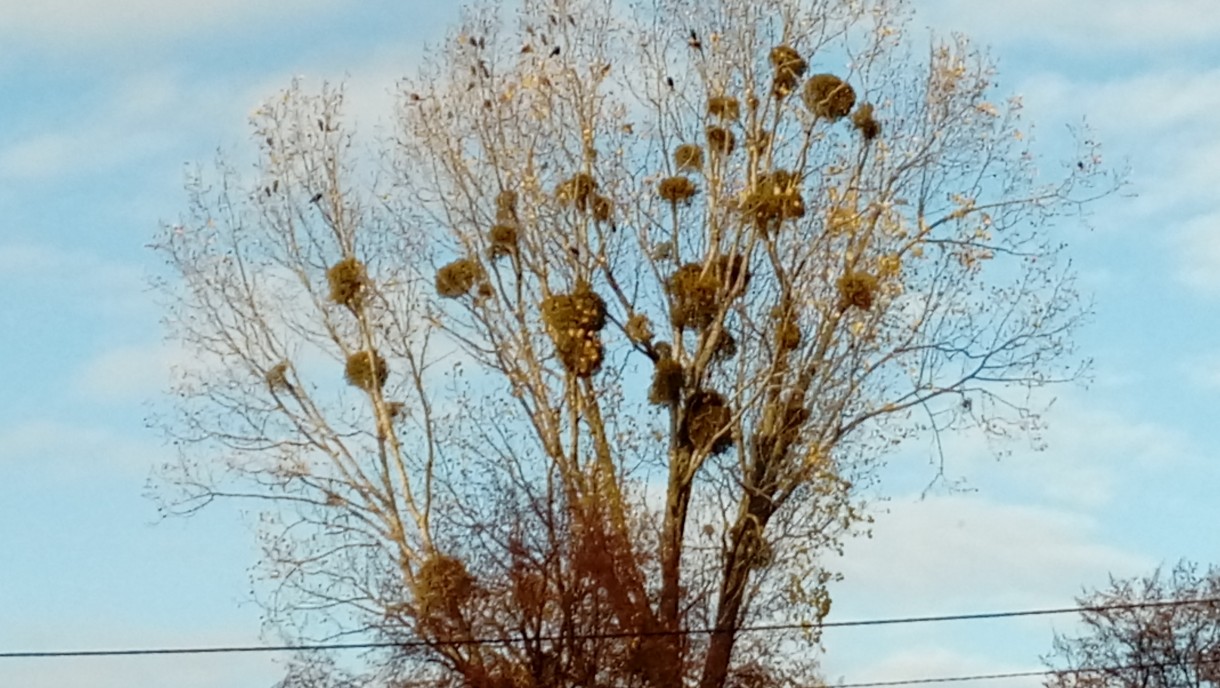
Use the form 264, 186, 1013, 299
2, 596, 1217, 660
836, 653, 1220, 687
839, 669, 1046, 687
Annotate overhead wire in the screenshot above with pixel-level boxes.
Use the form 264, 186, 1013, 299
836, 654, 1220, 687
2, 595, 1217, 660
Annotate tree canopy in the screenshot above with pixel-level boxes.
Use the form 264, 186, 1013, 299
1046, 562, 1220, 688
153, 0, 1114, 686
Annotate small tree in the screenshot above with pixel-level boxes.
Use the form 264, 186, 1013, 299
153, 0, 1114, 686
1045, 562, 1220, 688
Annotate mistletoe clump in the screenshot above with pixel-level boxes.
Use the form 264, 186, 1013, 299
495, 189, 518, 224
541, 283, 609, 378
682, 389, 733, 455
415, 553, 475, 620
327, 256, 367, 309
658, 176, 698, 205
742, 170, 805, 230
668, 263, 721, 330
487, 223, 519, 260
836, 271, 879, 311
264, 361, 290, 390
852, 102, 881, 140
706, 126, 736, 156
344, 350, 389, 391
435, 258, 484, 298
625, 313, 654, 344
711, 330, 738, 361
592, 194, 614, 224
803, 74, 856, 120
714, 253, 752, 292
769, 44, 808, 98
557, 173, 598, 212
648, 357, 684, 405
674, 144, 705, 173
770, 302, 803, 352
707, 95, 741, 121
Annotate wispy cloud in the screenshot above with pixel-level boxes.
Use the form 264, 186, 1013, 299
919, 0, 1220, 54
833, 494, 1150, 614
0, 70, 257, 183
1009, 65, 1220, 299
1174, 210, 1220, 294
0, 241, 148, 316
0, 419, 165, 476
74, 342, 184, 404
820, 494, 1149, 688
0, 0, 342, 51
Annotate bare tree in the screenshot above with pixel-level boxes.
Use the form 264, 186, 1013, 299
1044, 562, 1220, 688
152, 0, 1115, 686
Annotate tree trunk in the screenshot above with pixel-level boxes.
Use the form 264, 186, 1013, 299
699, 495, 773, 688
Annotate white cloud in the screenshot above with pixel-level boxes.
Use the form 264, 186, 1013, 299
817, 495, 1148, 688
0, 419, 164, 476
0, 242, 137, 282
0, 242, 148, 315
1029, 400, 1195, 504
1184, 350, 1220, 391
1174, 210, 1220, 294
918, 0, 1220, 54
832, 495, 1151, 615
75, 341, 184, 403
897, 391, 1198, 510
1009, 67, 1220, 296
0, 0, 342, 51
0, 70, 250, 183
1016, 67, 1220, 141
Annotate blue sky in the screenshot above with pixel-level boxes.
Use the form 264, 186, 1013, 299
1, 1, 1219, 686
